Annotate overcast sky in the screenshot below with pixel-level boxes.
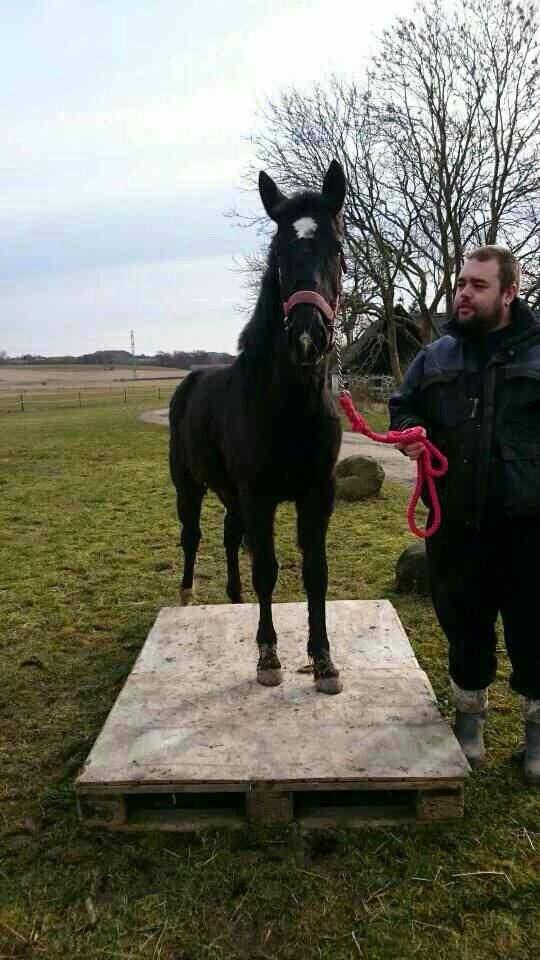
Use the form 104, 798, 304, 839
1, 0, 415, 357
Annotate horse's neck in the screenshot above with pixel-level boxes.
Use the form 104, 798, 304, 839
266, 343, 328, 423
239, 271, 280, 363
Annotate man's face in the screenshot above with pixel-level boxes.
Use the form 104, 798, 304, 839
453, 258, 512, 333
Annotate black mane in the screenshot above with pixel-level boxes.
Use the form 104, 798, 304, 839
237, 236, 280, 359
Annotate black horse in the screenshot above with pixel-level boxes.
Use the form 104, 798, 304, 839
169, 160, 346, 694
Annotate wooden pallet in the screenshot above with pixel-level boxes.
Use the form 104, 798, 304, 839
76, 601, 468, 830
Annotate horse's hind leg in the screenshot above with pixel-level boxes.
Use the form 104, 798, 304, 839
175, 472, 204, 603
224, 505, 243, 603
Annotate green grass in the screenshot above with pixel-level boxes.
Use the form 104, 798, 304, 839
0, 399, 538, 959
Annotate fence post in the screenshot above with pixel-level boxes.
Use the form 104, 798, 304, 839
20, 392, 24, 412
124, 389, 127, 403
78, 391, 82, 408
158, 386, 161, 400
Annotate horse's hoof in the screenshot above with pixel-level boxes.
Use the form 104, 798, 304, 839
180, 587, 193, 605
313, 656, 343, 694
257, 646, 282, 686
315, 674, 343, 695
257, 667, 283, 687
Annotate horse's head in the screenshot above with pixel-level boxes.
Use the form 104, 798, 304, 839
258, 160, 347, 369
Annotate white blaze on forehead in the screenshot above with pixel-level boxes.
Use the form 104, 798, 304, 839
293, 216, 317, 239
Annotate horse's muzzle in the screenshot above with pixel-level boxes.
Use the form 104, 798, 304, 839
288, 304, 329, 367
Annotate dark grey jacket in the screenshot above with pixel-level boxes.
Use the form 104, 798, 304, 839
389, 298, 540, 527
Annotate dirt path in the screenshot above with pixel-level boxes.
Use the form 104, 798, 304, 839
140, 408, 415, 486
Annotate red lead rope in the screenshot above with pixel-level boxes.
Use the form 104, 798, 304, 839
338, 391, 448, 539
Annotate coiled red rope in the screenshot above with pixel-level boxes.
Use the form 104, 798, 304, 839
339, 391, 448, 538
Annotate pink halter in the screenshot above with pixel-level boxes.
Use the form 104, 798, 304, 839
282, 290, 338, 325
281, 253, 347, 353
282, 290, 339, 351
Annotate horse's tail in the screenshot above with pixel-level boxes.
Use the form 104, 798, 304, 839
169, 372, 203, 488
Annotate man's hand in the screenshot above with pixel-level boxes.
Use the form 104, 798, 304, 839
395, 426, 427, 460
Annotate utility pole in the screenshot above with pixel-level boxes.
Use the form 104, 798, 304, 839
130, 329, 137, 380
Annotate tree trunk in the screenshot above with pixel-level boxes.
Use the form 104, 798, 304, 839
385, 306, 403, 384
418, 305, 434, 345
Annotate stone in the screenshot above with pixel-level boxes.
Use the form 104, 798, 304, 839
335, 455, 384, 500
395, 541, 430, 595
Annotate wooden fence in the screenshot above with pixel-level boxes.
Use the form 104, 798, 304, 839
331, 373, 396, 401
0, 382, 177, 415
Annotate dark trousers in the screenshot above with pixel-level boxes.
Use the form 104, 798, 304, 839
426, 518, 540, 700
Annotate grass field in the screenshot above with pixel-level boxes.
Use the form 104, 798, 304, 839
0, 397, 538, 959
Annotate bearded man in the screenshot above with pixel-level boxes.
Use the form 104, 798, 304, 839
389, 246, 540, 784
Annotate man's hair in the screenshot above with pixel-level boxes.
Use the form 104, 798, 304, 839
465, 245, 521, 293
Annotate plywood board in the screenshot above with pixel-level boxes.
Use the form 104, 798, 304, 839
77, 601, 468, 793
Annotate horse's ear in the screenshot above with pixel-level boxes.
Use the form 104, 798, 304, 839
258, 171, 286, 221
322, 160, 346, 216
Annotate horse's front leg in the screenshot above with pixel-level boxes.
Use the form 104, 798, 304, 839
297, 487, 342, 694
241, 494, 282, 686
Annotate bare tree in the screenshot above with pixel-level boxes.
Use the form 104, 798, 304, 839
248, 80, 422, 380
339, 258, 380, 347
240, 0, 540, 377
371, 0, 540, 310
232, 248, 269, 315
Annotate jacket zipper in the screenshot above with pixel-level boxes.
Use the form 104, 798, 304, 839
475, 359, 499, 529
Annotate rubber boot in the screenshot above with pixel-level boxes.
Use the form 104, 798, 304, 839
523, 700, 540, 786
451, 681, 488, 768
454, 711, 486, 767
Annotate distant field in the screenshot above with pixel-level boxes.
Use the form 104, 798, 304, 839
0, 363, 188, 414
0, 363, 187, 393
